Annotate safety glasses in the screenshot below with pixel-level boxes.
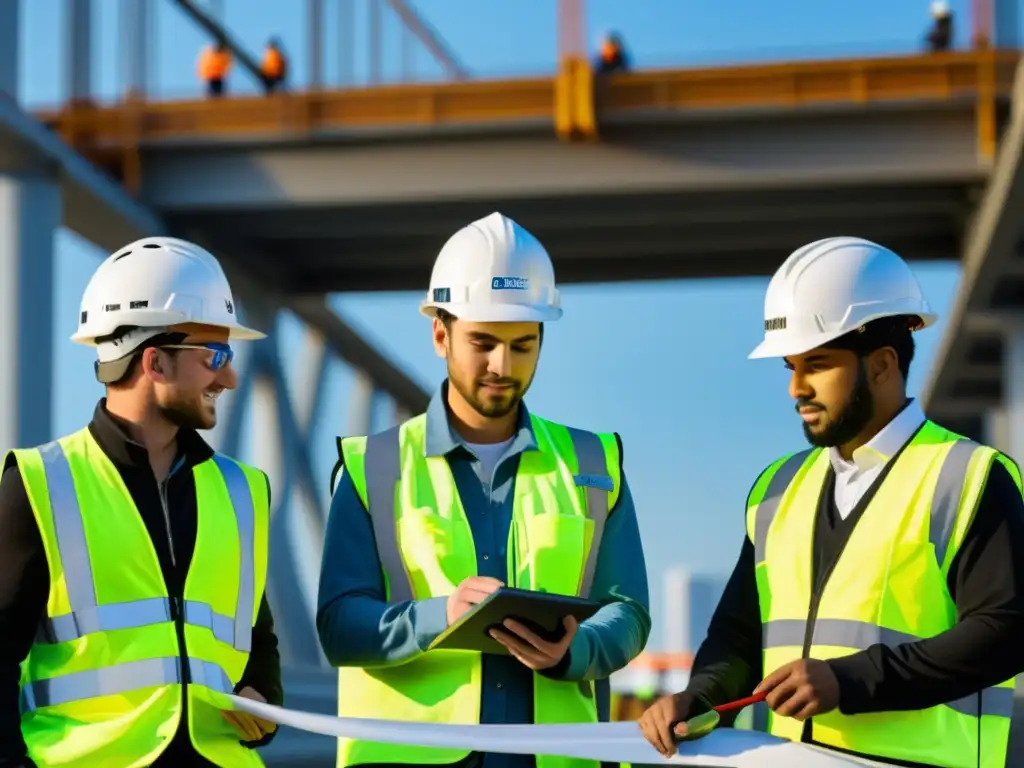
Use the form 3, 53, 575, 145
161, 342, 234, 371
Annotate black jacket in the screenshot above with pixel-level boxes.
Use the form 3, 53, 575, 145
0, 400, 283, 767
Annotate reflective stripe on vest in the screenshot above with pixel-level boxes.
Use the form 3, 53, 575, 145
751, 438, 1011, 721
363, 423, 612, 602
22, 441, 256, 708
21, 656, 233, 712
761, 617, 1013, 718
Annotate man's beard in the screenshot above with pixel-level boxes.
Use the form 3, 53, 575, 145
447, 363, 532, 420
159, 392, 215, 431
800, 361, 874, 448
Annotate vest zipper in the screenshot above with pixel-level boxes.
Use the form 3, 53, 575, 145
159, 479, 177, 568
158, 473, 190, 737
797, 430, 921, 746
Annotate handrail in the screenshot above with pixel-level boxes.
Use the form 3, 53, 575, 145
380, 0, 469, 81
39, 51, 1019, 147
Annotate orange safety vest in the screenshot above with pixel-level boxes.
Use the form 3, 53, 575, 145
261, 49, 284, 79
601, 42, 618, 63
198, 48, 232, 81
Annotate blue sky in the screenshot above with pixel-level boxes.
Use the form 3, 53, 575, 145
19, 0, 973, 649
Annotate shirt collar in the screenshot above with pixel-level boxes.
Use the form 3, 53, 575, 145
87, 397, 214, 472
424, 380, 538, 458
828, 398, 926, 474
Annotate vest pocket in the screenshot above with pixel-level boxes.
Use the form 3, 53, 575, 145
516, 513, 593, 595
397, 510, 475, 596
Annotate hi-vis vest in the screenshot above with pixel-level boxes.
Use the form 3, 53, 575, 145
12, 427, 270, 768
334, 412, 621, 768
746, 420, 1020, 768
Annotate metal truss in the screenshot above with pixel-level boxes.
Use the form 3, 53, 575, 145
208, 286, 427, 669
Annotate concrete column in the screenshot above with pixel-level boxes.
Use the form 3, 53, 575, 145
0, 174, 59, 455
65, 0, 92, 102
0, 0, 19, 100
994, 0, 1020, 48
1003, 317, 1024, 464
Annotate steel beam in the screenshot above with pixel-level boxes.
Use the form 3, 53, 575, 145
308, 0, 324, 89
0, 0, 18, 100
994, 0, 1019, 48
347, 369, 376, 437
0, 174, 59, 454
66, 0, 92, 102
984, 405, 1010, 454
381, 0, 469, 80
119, 0, 151, 96
289, 297, 429, 415
171, 0, 264, 86
338, 0, 355, 85
244, 301, 329, 667
922, 57, 1024, 412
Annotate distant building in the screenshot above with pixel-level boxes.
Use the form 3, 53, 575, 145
611, 567, 728, 698
663, 566, 729, 654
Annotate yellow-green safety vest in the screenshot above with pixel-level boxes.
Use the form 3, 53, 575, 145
12, 427, 270, 767
334, 412, 621, 768
746, 420, 1019, 768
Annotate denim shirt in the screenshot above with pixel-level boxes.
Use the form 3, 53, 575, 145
316, 383, 651, 768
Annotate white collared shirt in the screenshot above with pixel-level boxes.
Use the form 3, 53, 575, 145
827, 399, 926, 519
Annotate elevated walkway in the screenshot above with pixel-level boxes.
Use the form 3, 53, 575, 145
36, 51, 1021, 292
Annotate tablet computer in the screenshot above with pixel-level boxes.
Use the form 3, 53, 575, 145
427, 587, 601, 655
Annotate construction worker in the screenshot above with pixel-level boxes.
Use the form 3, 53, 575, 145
198, 38, 233, 97
317, 212, 651, 768
926, 1, 954, 52
596, 31, 628, 75
259, 37, 287, 93
638, 237, 1024, 767
0, 237, 282, 767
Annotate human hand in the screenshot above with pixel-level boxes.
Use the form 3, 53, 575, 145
446, 576, 504, 625
753, 658, 840, 720
637, 691, 708, 758
489, 615, 578, 671
221, 686, 277, 742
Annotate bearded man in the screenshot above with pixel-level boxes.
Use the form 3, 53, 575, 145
639, 237, 1024, 768
316, 212, 651, 768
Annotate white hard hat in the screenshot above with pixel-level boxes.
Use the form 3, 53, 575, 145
72, 236, 265, 347
748, 236, 938, 359
931, 1, 950, 17
420, 212, 562, 323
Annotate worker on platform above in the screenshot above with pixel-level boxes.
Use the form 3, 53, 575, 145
259, 37, 287, 94
639, 237, 1024, 767
596, 30, 629, 74
316, 212, 652, 768
198, 38, 233, 97
926, 0, 954, 52
0, 237, 283, 767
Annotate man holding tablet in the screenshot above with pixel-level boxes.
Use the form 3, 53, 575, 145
317, 212, 651, 768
